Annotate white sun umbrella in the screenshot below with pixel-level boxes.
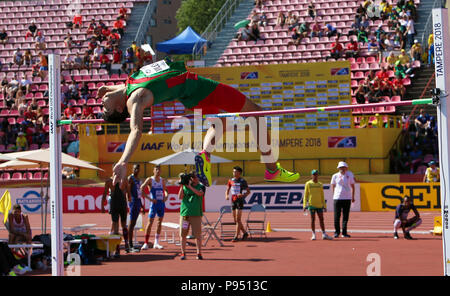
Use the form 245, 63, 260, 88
150, 148, 232, 177
10, 148, 103, 234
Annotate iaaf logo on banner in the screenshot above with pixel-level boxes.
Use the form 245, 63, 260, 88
204, 185, 361, 212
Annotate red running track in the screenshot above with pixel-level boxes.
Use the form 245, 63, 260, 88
1, 211, 443, 276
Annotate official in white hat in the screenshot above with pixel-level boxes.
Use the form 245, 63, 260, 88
330, 161, 355, 238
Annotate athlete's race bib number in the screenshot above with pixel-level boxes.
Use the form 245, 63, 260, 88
141, 60, 170, 76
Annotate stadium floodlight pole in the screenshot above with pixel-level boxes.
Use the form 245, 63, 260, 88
433, 8, 450, 276
57, 98, 434, 125
49, 54, 64, 276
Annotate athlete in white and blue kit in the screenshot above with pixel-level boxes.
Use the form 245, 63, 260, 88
140, 165, 168, 250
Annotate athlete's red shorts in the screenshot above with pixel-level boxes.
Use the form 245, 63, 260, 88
190, 83, 247, 115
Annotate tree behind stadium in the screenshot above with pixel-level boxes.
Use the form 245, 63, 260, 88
175, 0, 227, 34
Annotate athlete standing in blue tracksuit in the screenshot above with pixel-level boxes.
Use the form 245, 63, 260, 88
127, 164, 142, 252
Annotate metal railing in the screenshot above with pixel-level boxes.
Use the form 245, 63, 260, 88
421, 0, 444, 46
134, 0, 157, 46
192, 0, 244, 58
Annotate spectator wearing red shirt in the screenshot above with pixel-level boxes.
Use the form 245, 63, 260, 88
73, 14, 83, 29
81, 103, 94, 119
112, 46, 123, 64
345, 38, 360, 58
24, 106, 37, 123
100, 53, 111, 73
102, 27, 111, 39
392, 74, 406, 98
327, 41, 343, 61
118, 5, 128, 20
113, 17, 125, 37
87, 19, 96, 35
64, 103, 77, 120
376, 67, 390, 82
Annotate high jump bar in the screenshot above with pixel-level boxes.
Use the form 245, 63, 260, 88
58, 98, 435, 125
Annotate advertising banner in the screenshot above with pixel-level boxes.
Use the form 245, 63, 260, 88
204, 184, 361, 212
360, 183, 441, 211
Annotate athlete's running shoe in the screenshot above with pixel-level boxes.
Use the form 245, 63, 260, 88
153, 243, 164, 249
141, 243, 149, 250
322, 233, 333, 240
195, 150, 211, 187
264, 163, 299, 183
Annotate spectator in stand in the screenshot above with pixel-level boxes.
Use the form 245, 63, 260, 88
367, 37, 379, 56
392, 74, 406, 98
383, 33, 396, 53
287, 14, 299, 31
1, 76, 8, 98
237, 24, 250, 42
24, 105, 37, 123
19, 75, 32, 95
64, 33, 73, 49
17, 97, 28, 116
414, 109, 430, 137
93, 44, 104, 61
357, 26, 369, 44
0, 28, 8, 44
87, 37, 98, 55
72, 52, 83, 70
376, 67, 390, 83
259, 11, 268, 27
38, 52, 48, 79
63, 102, 77, 120
112, 46, 123, 64
345, 38, 360, 58
386, 51, 398, 69
29, 97, 38, 111
23, 49, 32, 67
13, 49, 24, 67
326, 39, 343, 61
73, 13, 83, 29
26, 21, 38, 39
125, 46, 134, 70
100, 52, 112, 74
68, 80, 79, 99
375, 25, 386, 42
35, 31, 46, 50
16, 131, 28, 151
81, 102, 95, 120
307, 3, 317, 19
98, 20, 107, 30
80, 81, 90, 101
405, 15, 416, 47
113, 17, 125, 37
395, 60, 414, 79
310, 21, 322, 38
63, 53, 74, 70
249, 22, 261, 42
14, 89, 25, 110
118, 5, 128, 20
83, 51, 92, 70
87, 19, 96, 35
428, 42, 435, 66
394, 29, 405, 49
102, 26, 111, 41
381, 0, 393, 20
410, 39, 422, 62
110, 29, 121, 42
276, 11, 286, 27
324, 23, 338, 37
8, 75, 19, 98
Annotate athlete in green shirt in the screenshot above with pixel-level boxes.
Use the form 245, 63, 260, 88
100, 60, 299, 187
303, 170, 332, 240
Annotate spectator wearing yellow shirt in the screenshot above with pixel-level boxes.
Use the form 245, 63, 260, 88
398, 49, 411, 66
423, 161, 440, 183
410, 40, 422, 61
303, 170, 333, 240
428, 33, 434, 50
16, 132, 28, 151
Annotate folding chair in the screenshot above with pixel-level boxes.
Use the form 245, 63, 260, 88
202, 215, 224, 247
218, 205, 236, 240
246, 204, 267, 238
